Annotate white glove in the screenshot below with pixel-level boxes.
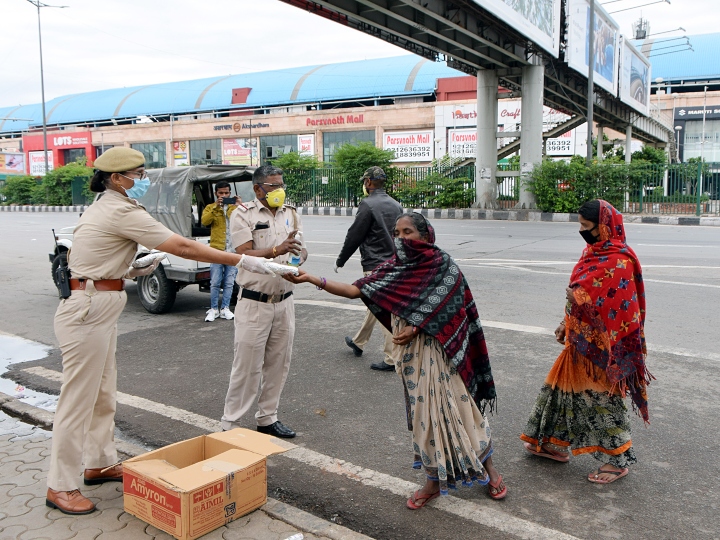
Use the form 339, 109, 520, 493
125, 257, 161, 279
132, 252, 167, 268
333, 263, 339, 273
237, 254, 276, 276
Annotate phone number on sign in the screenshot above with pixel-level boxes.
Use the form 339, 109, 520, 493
392, 146, 432, 159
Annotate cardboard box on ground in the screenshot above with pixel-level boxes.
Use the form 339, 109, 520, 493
123, 428, 290, 540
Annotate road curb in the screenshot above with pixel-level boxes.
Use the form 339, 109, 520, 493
2, 204, 719, 225
294, 206, 720, 226
0, 390, 372, 540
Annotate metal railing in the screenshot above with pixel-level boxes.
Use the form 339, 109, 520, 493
284, 162, 719, 215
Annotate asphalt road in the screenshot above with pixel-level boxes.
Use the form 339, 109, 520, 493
1, 212, 719, 539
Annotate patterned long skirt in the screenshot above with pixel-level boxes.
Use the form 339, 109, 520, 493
520, 344, 637, 468
393, 316, 493, 495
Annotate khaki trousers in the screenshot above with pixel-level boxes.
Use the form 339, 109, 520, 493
48, 284, 126, 491
221, 295, 295, 430
352, 272, 394, 366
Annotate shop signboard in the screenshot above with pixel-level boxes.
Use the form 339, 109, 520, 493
448, 129, 477, 158
546, 130, 576, 156
173, 141, 189, 166
469, 0, 561, 57
297, 134, 314, 156
222, 138, 256, 166
618, 37, 651, 116
566, 0, 620, 95
383, 130, 434, 162
28, 151, 54, 176
0, 152, 26, 175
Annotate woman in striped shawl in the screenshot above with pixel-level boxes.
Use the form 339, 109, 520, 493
283, 212, 506, 508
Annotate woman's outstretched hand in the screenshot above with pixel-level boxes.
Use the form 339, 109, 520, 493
393, 325, 416, 346
555, 322, 566, 345
282, 268, 311, 284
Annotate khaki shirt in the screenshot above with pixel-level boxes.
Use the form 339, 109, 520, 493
68, 190, 174, 280
230, 200, 301, 295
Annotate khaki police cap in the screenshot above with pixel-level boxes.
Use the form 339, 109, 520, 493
361, 166, 386, 181
94, 147, 145, 173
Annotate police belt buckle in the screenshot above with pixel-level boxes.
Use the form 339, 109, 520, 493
267, 293, 283, 303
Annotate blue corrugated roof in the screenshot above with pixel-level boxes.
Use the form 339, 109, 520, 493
635, 32, 720, 82
0, 56, 462, 135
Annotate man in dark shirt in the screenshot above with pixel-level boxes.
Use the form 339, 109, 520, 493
335, 166, 403, 371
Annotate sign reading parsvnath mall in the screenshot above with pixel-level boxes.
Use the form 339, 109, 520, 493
306, 114, 364, 127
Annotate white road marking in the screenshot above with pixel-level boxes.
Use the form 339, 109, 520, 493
294, 300, 720, 361
644, 279, 720, 289
304, 241, 341, 244
23, 367, 222, 432
25, 365, 579, 540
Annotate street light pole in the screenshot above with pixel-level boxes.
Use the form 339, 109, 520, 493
586, 0, 596, 166
25, 0, 67, 176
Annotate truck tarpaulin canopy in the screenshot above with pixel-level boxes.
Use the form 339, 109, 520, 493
139, 165, 255, 237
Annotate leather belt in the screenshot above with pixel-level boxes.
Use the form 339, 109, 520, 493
241, 288, 292, 304
70, 279, 125, 292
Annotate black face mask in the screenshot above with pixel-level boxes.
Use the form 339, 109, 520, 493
579, 227, 599, 244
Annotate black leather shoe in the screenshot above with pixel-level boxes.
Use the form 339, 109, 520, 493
370, 361, 395, 372
345, 336, 363, 357
257, 421, 296, 438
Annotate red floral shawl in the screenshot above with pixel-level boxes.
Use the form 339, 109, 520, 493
353, 222, 496, 414
569, 200, 652, 421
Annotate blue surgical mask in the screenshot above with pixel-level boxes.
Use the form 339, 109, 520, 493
123, 176, 151, 199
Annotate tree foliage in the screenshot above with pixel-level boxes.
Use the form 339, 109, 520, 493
40, 159, 93, 205
331, 142, 395, 200
0, 176, 40, 205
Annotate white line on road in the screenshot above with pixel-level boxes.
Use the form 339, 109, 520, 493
24, 365, 580, 540
294, 300, 720, 362
637, 244, 716, 248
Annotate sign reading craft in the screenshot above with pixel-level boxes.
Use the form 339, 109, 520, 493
469, 0, 561, 57
566, 0, 620, 95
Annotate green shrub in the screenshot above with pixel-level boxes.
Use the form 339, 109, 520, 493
393, 172, 474, 208
38, 159, 93, 205
272, 152, 323, 206
0, 176, 40, 205
331, 142, 395, 204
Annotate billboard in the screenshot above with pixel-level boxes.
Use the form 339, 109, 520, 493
470, 0, 562, 57
546, 130, 576, 155
619, 37, 651, 116
383, 131, 434, 162
222, 138, 256, 166
28, 151, 54, 176
297, 134, 315, 156
0, 153, 25, 175
566, 0, 620, 95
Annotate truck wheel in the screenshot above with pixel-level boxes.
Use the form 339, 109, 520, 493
137, 265, 177, 314
51, 252, 68, 291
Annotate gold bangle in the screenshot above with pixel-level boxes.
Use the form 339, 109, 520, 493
272, 246, 277, 257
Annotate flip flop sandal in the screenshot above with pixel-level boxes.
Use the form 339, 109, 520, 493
587, 467, 629, 484
488, 475, 507, 500
523, 442, 570, 463
406, 490, 440, 510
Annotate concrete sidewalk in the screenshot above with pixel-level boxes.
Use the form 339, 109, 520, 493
0, 409, 372, 540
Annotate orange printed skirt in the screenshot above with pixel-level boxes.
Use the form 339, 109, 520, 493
520, 345, 637, 468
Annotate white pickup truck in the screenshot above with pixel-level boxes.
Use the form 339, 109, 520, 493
50, 165, 256, 313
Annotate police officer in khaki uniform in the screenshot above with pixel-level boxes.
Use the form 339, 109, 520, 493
47, 147, 244, 515
221, 165, 305, 438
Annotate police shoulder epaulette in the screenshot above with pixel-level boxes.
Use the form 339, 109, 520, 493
237, 201, 252, 212
284, 203, 297, 210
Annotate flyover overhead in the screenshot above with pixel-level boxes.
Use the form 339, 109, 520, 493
281, 0, 673, 145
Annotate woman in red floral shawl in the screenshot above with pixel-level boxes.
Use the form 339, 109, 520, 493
520, 199, 652, 484
284, 213, 507, 507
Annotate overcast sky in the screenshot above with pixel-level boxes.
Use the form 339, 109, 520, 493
1, 0, 713, 108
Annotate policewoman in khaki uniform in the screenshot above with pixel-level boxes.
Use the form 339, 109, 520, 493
47, 147, 243, 515
221, 165, 305, 438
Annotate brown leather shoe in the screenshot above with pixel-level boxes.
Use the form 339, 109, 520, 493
84, 463, 123, 485
46, 488, 96, 515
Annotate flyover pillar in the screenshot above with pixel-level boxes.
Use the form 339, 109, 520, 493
475, 69, 498, 208
597, 125, 604, 161
625, 124, 632, 164
519, 64, 544, 208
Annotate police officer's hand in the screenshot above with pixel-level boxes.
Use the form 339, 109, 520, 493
277, 230, 301, 255
300, 248, 308, 266
125, 258, 161, 279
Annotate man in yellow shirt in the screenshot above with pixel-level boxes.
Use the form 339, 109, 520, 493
201, 181, 241, 321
